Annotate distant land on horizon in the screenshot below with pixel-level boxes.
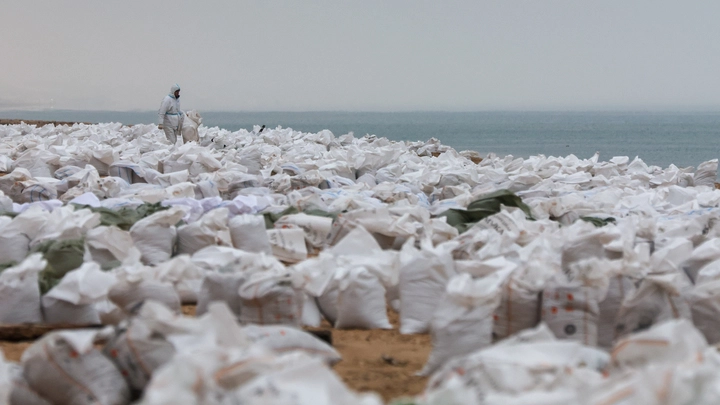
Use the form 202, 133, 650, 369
3, 107, 720, 114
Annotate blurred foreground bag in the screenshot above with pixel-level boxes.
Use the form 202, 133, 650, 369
104, 318, 176, 393
686, 278, 720, 344
609, 319, 708, 370
22, 330, 131, 405
425, 324, 610, 404
614, 272, 692, 340
243, 324, 341, 365
8, 362, 52, 405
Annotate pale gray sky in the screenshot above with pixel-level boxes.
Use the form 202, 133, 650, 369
3, 1, 720, 111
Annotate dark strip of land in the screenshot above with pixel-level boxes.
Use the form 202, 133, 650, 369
0, 119, 92, 126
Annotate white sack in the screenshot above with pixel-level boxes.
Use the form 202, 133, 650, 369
494, 322, 558, 347
196, 269, 248, 318
274, 213, 334, 249
181, 110, 202, 143
41, 297, 100, 325
541, 284, 601, 346
0, 169, 31, 203
560, 229, 614, 273
228, 214, 272, 254
7, 363, 53, 405
134, 352, 212, 405
152, 255, 204, 304
541, 259, 610, 346
41, 262, 117, 325
95, 299, 126, 326
422, 270, 510, 376
13, 149, 57, 178
427, 338, 609, 403
334, 267, 391, 330
695, 258, 720, 284
693, 159, 718, 187
0, 352, 11, 405
609, 319, 708, 370
108, 161, 147, 184
684, 238, 720, 282
267, 227, 308, 263
109, 279, 182, 314
243, 324, 341, 365
129, 207, 185, 265
88, 147, 116, 176
598, 275, 637, 349
193, 246, 286, 272
84, 226, 135, 266
301, 292, 323, 327
650, 237, 692, 274
20, 183, 57, 203
176, 208, 232, 255
103, 319, 177, 392
0, 254, 45, 324
239, 271, 304, 327
316, 281, 340, 326
0, 209, 48, 263
21, 330, 131, 405
31, 205, 100, 246
227, 353, 383, 405
686, 279, 720, 344
614, 272, 692, 340
398, 239, 456, 334
427, 217, 460, 246
492, 268, 544, 341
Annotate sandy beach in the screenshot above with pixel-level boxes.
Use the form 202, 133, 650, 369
0, 306, 431, 402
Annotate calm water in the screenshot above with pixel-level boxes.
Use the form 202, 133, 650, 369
2, 110, 719, 169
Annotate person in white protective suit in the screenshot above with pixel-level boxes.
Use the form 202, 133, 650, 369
158, 83, 184, 144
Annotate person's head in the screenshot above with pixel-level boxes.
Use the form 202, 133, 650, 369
170, 83, 181, 99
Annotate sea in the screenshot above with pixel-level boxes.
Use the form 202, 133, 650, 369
1, 110, 719, 170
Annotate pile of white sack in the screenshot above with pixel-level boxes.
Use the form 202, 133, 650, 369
1, 121, 720, 404
414, 319, 720, 405
0, 301, 371, 405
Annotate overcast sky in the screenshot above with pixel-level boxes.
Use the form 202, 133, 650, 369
3, 1, 720, 112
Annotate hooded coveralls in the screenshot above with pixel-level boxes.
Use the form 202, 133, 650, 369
158, 84, 184, 144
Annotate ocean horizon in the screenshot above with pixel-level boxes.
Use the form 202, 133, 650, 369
2, 109, 719, 170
